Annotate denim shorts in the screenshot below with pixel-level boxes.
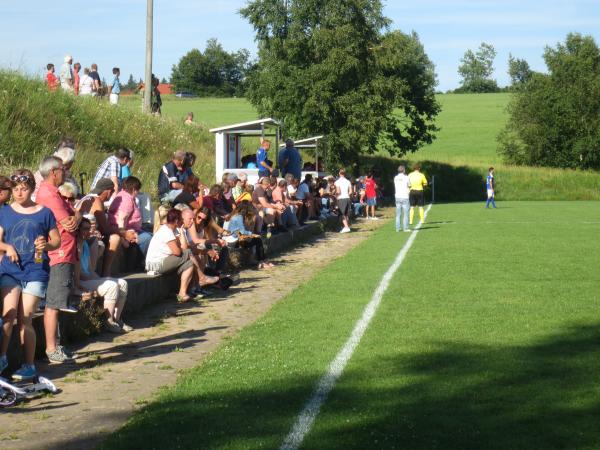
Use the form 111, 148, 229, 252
0, 275, 48, 298
366, 197, 377, 206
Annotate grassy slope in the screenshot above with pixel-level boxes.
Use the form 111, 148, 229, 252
101, 202, 600, 449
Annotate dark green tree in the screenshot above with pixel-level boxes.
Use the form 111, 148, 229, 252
457, 42, 499, 92
171, 39, 250, 96
240, 0, 439, 167
125, 74, 137, 91
498, 33, 600, 169
507, 54, 533, 88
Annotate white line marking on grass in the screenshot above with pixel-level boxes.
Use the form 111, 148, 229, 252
280, 204, 433, 450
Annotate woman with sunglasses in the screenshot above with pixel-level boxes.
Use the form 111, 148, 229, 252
0, 170, 60, 380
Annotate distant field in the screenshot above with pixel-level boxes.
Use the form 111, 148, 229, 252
120, 95, 257, 129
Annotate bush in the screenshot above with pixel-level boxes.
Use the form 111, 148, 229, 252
0, 71, 215, 197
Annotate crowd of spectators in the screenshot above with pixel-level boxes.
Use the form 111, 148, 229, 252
0, 135, 387, 383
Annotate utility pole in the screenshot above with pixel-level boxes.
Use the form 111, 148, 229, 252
143, 0, 153, 113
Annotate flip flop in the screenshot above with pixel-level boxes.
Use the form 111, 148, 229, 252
176, 294, 192, 303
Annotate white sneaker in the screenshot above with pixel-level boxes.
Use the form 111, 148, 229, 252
372, 216, 380, 220
340, 227, 351, 233
404, 229, 411, 233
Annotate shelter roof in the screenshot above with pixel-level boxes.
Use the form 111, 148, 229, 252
209, 118, 280, 135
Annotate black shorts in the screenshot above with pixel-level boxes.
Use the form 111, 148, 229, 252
337, 198, 351, 217
46, 263, 74, 310
409, 190, 425, 207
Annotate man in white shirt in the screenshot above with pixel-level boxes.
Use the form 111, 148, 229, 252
335, 168, 352, 233
60, 55, 74, 92
394, 165, 411, 232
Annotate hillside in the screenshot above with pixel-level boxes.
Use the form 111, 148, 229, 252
0, 71, 215, 196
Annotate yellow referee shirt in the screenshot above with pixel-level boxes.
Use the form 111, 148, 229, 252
408, 171, 428, 191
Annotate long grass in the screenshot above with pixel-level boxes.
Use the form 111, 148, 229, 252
0, 71, 215, 196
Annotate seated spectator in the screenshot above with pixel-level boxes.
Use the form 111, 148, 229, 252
274, 179, 299, 228
224, 201, 273, 269
173, 174, 202, 210
223, 173, 238, 202
90, 148, 131, 196
153, 204, 171, 234
77, 178, 137, 276
252, 176, 286, 234
107, 176, 153, 256
203, 184, 232, 224
157, 150, 188, 202
186, 207, 230, 275
75, 218, 132, 334
232, 172, 247, 202
296, 174, 318, 223
0, 176, 12, 208
58, 181, 78, 208
145, 209, 218, 303
184, 152, 196, 179
0, 169, 61, 380
119, 149, 134, 186
184, 112, 194, 125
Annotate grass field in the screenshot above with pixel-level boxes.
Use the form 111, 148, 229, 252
102, 201, 600, 449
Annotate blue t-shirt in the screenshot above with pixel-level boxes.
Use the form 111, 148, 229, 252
120, 164, 131, 184
486, 174, 494, 190
280, 148, 303, 179
0, 206, 56, 282
112, 76, 121, 94
256, 147, 269, 176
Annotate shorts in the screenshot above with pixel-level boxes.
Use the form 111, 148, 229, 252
0, 275, 47, 298
154, 249, 194, 275
337, 198, 351, 217
109, 93, 119, 105
366, 197, 377, 206
46, 263, 74, 310
409, 190, 425, 207
487, 189, 494, 198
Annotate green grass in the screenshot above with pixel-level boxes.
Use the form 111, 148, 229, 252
101, 201, 600, 449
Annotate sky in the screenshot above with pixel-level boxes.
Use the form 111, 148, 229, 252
1, 0, 599, 92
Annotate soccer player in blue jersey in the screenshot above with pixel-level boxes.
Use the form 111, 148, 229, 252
485, 167, 497, 208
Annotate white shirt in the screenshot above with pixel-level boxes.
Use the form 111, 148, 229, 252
145, 224, 176, 269
286, 184, 297, 197
296, 182, 310, 200
79, 74, 94, 95
334, 176, 352, 200
394, 173, 410, 199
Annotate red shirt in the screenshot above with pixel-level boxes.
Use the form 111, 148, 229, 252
46, 72, 59, 91
36, 181, 78, 265
73, 70, 80, 95
365, 178, 377, 198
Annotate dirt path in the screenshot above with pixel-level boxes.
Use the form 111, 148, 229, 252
0, 212, 391, 450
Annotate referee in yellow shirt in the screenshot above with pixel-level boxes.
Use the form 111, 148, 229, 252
408, 164, 428, 225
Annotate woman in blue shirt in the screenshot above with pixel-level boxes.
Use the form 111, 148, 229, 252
0, 170, 60, 381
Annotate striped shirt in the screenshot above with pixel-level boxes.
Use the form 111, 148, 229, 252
91, 155, 120, 189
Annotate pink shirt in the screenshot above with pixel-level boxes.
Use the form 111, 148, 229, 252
36, 181, 78, 265
108, 190, 142, 231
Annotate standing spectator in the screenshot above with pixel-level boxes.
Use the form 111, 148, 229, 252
89, 63, 101, 95
365, 172, 378, 220
408, 164, 428, 225
90, 148, 131, 195
73, 62, 81, 95
335, 169, 352, 233
279, 139, 303, 180
109, 67, 121, 105
0, 170, 60, 380
394, 165, 411, 232
36, 156, 82, 363
79, 68, 94, 96
256, 139, 272, 178
158, 150, 188, 202
75, 218, 132, 334
59, 55, 74, 92
151, 74, 162, 114
486, 167, 497, 209
46, 63, 59, 91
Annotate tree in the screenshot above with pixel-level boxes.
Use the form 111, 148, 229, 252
507, 54, 532, 88
457, 42, 499, 92
171, 39, 250, 96
498, 33, 600, 169
240, 0, 439, 167
125, 74, 138, 91
160, 77, 168, 84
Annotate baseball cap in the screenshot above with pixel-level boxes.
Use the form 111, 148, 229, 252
90, 178, 114, 194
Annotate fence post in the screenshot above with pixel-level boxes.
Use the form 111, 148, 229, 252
431, 175, 435, 204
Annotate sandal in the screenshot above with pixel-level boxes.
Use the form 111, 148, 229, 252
199, 275, 220, 287
176, 294, 192, 303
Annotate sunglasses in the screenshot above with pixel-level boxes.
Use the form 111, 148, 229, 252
10, 175, 30, 183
